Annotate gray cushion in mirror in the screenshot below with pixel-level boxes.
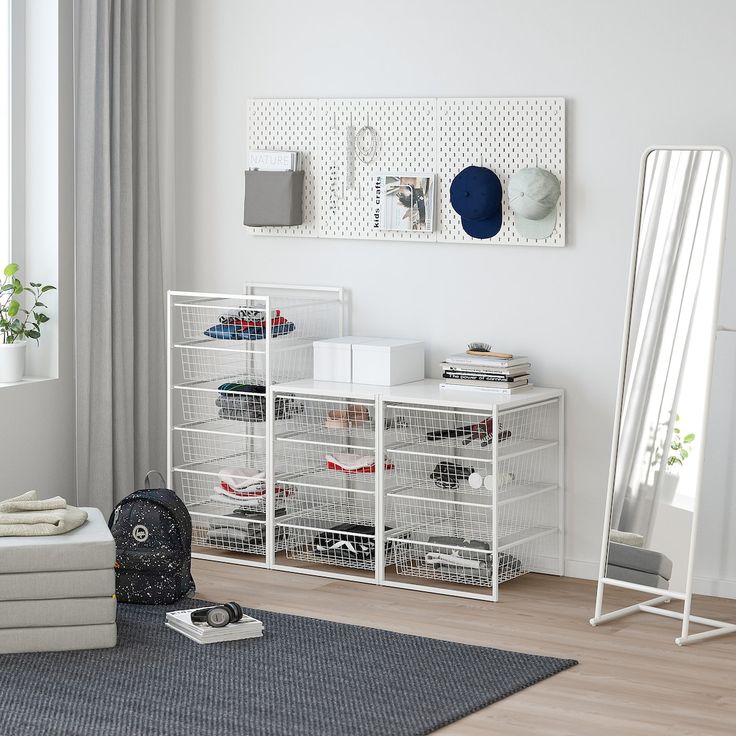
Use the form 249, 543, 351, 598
608, 541, 673, 580
606, 564, 670, 590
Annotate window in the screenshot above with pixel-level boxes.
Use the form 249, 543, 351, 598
0, 0, 9, 268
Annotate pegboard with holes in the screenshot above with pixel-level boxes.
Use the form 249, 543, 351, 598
246, 98, 321, 237
436, 98, 565, 246
318, 98, 437, 242
246, 97, 565, 246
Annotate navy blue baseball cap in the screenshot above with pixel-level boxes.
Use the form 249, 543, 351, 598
449, 166, 503, 239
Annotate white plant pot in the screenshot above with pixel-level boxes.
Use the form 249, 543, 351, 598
0, 341, 27, 383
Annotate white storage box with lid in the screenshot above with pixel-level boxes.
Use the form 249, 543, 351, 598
352, 338, 424, 386
313, 336, 372, 382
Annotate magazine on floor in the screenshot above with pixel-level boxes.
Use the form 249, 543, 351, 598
166, 608, 263, 644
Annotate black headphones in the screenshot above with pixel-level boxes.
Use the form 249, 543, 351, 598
190, 602, 243, 628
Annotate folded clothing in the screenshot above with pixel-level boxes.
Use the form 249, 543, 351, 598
225, 507, 287, 522
0, 492, 67, 514
326, 452, 395, 474
427, 535, 490, 567
218, 467, 266, 493
424, 537, 522, 577
0, 491, 88, 537
430, 461, 475, 489
324, 405, 371, 429
216, 384, 303, 422
313, 524, 384, 559
218, 307, 280, 324
211, 482, 293, 509
204, 319, 295, 341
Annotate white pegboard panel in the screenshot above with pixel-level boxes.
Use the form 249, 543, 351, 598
246, 98, 320, 237
318, 98, 437, 242
437, 98, 565, 246
246, 97, 565, 246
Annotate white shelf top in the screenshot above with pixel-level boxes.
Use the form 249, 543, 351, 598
273, 378, 563, 410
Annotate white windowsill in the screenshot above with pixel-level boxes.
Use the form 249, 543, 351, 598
0, 374, 57, 389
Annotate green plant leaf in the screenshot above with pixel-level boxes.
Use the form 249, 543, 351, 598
8, 300, 19, 317
35, 312, 49, 323
683, 433, 695, 443
3, 263, 19, 277
40, 285, 56, 293
26, 329, 40, 340
680, 449, 689, 459
673, 427, 680, 434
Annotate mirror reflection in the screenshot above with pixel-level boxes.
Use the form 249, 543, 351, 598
607, 149, 728, 592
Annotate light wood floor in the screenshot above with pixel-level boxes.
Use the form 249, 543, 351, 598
193, 559, 736, 735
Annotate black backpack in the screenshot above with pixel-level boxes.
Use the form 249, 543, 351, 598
108, 471, 195, 604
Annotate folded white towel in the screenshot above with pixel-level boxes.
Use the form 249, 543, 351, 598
0, 490, 67, 514
0, 491, 88, 536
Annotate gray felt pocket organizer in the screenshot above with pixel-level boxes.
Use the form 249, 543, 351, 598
243, 170, 304, 227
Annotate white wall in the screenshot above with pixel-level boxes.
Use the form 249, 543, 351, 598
0, 0, 75, 502
172, 0, 736, 587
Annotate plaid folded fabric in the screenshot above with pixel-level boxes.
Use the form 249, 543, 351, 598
204, 319, 295, 340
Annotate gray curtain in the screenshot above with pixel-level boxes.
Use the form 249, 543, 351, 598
74, 0, 167, 515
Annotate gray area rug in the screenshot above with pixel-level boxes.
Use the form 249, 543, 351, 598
0, 599, 576, 736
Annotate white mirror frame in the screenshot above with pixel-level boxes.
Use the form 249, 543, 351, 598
590, 145, 734, 646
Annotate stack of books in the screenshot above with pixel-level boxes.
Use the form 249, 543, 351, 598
166, 608, 264, 645
440, 353, 531, 394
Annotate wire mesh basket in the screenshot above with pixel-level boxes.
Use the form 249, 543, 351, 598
176, 345, 313, 387
387, 484, 557, 542
174, 295, 340, 347
389, 529, 555, 587
384, 401, 558, 457
175, 431, 265, 468
284, 485, 375, 526
175, 385, 305, 435
279, 521, 380, 571
191, 514, 286, 556
273, 395, 377, 448
387, 440, 558, 500
174, 468, 270, 512
274, 439, 394, 490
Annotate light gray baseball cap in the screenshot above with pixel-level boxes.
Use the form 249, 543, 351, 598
508, 167, 561, 239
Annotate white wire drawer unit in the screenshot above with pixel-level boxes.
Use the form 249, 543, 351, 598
270, 379, 564, 601
167, 286, 344, 567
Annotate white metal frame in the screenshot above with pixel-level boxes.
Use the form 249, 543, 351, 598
167, 285, 345, 570
269, 380, 564, 601
590, 146, 735, 645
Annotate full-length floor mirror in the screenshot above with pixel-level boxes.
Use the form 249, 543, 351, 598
591, 147, 733, 645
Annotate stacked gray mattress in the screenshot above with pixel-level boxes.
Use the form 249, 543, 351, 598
0, 507, 117, 654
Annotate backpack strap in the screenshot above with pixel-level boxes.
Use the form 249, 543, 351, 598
113, 489, 192, 549
144, 470, 168, 489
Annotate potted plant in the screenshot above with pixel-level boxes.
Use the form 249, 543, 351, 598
0, 263, 56, 383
